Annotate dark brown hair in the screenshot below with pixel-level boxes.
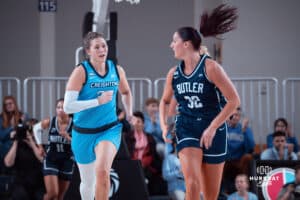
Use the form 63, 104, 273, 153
177, 4, 238, 50
200, 4, 238, 37
133, 111, 145, 123
56, 98, 64, 106
274, 118, 288, 130
272, 131, 286, 139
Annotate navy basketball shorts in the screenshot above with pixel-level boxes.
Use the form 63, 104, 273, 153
43, 154, 75, 181
175, 114, 227, 164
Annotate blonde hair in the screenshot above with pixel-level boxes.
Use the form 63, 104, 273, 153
200, 45, 210, 56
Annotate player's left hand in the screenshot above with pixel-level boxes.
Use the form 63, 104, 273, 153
200, 126, 216, 149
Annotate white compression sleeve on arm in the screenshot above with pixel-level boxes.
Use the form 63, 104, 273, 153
64, 90, 99, 114
33, 122, 43, 145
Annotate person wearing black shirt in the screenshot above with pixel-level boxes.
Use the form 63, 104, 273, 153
4, 125, 44, 200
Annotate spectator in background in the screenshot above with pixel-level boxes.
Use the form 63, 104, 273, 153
144, 98, 163, 142
4, 121, 44, 200
0, 96, 28, 173
144, 98, 162, 142
261, 131, 298, 160
143, 98, 165, 158
277, 165, 300, 200
222, 107, 255, 194
162, 124, 185, 200
124, 111, 167, 196
266, 118, 298, 153
226, 107, 255, 161
227, 174, 258, 200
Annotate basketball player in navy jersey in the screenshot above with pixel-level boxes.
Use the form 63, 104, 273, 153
167, 45, 211, 118
63, 32, 133, 200
159, 4, 240, 200
33, 98, 73, 200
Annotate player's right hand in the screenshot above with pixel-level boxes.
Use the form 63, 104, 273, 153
97, 90, 113, 105
162, 124, 172, 143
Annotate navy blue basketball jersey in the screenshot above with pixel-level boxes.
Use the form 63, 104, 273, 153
47, 116, 72, 155
172, 55, 225, 119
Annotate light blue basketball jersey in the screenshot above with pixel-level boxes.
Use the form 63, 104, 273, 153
73, 59, 119, 128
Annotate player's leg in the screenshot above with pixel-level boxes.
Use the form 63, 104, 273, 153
43, 158, 60, 200
57, 158, 74, 200
93, 124, 122, 200
77, 162, 96, 200
94, 141, 118, 200
43, 175, 59, 200
201, 162, 224, 200
178, 147, 203, 200
201, 124, 226, 200
57, 180, 70, 200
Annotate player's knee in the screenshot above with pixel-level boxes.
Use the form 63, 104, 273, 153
96, 169, 110, 185
185, 177, 201, 191
46, 189, 59, 199
80, 181, 95, 198
203, 191, 219, 200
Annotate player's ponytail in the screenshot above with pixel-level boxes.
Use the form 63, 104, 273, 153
176, 4, 238, 51
200, 4, 238, 38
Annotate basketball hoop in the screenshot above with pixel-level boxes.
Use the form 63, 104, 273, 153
114, 0, 140, 4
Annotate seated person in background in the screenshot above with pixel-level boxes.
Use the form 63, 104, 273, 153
261, 131, 298, 160
226, 107, 255, 161
222, 107, 255, 194
277, 165, 300, 200
4, 121, 44, 200
143, 98, 165, 157
162, 126, 185, 200
266, 118, 298, 153
124, 111, 167, 196
227, 174, 258, 200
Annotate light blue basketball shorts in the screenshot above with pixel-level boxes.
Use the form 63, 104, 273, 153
71, 123, 122, 164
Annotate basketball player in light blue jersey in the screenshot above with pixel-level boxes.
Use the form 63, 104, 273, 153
159, 4, 240, 200
64, 32, 133, 200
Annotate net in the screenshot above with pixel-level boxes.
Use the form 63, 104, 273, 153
114, 0, 141, 4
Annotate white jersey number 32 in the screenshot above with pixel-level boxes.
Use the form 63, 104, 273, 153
184, 95, 203, 109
